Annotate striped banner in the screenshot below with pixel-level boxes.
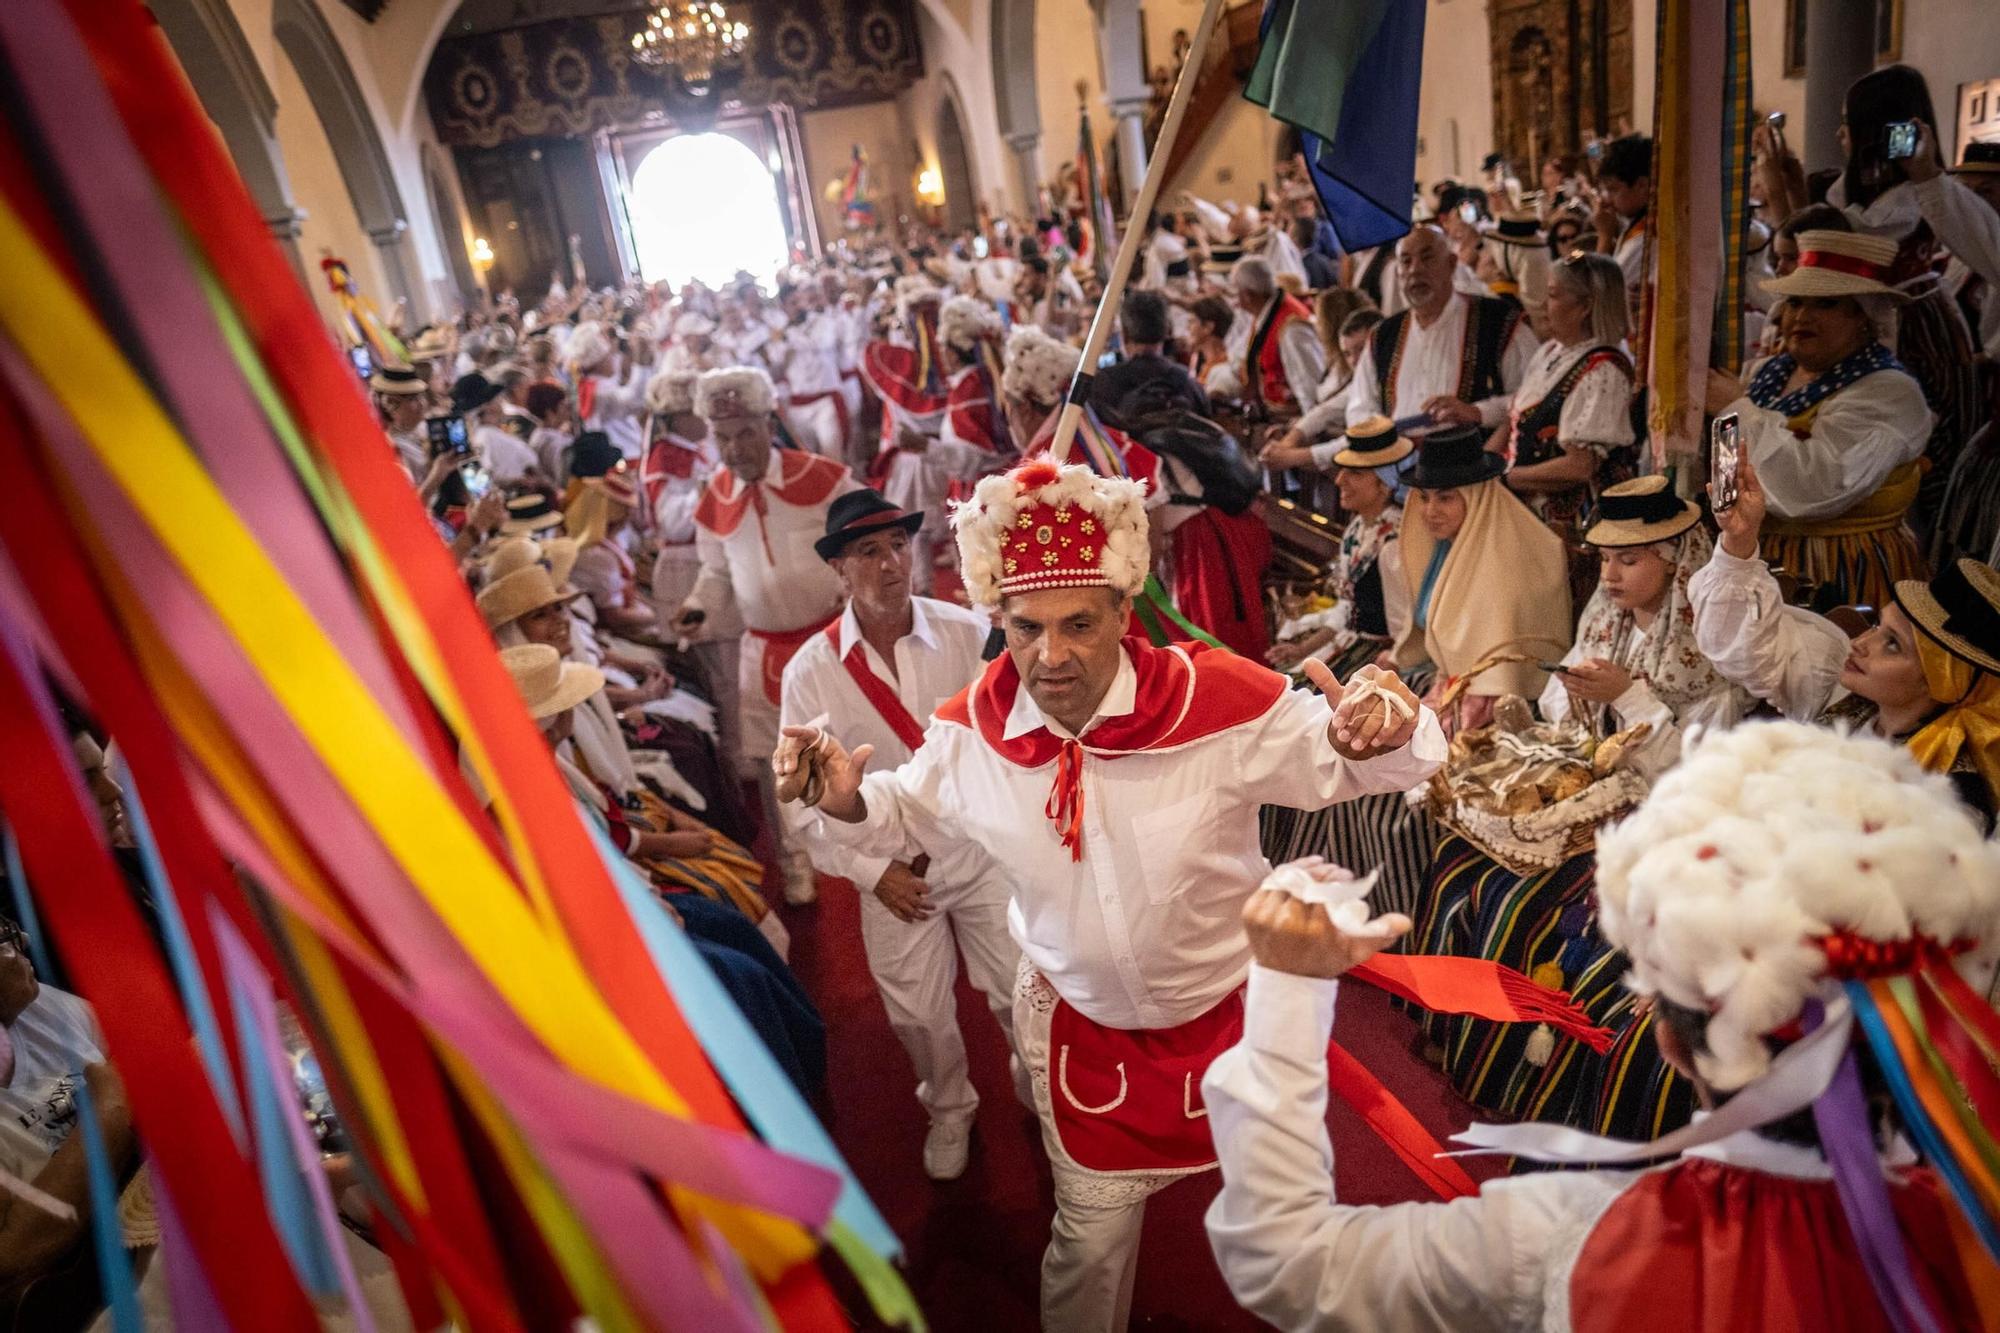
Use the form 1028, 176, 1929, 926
1714, 0, 1756, 376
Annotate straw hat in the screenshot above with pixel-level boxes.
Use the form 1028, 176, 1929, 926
1762, 229, 1903, 300
1894, 558, 2000, 675
1487, 213, 1545, 247
406, 326, 451, 363
542, 536, 580, 589
500, 494, 564, 536
1583, 475, 1701, 547
500, 643, 605, 720
1948, 142, 2000, 177
368, 365, 428, 397
477, 565, 578, 631
484, 537, 543, 582
1331, 416, 1414, 469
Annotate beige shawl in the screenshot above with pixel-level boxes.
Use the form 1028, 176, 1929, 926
1393, 479, 1573, 697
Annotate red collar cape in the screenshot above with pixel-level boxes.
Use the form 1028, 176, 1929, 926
937, 636, 1287, 768
693, 450, 848, 538
945, 363, 1007, 454
861, 340, 948, 419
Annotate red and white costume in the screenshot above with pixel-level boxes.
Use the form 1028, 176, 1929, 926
569, 324, 649, 461
1206, 723, 2000, 1333
773, 309, 851, 459
815, 460, 1446, 1330
780, 597, 1023, 1139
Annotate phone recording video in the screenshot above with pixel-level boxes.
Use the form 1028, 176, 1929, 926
459, 463, 492, 500
1710, 413, 1743, 512
347, 344, 374, 380
425, 414, 470, 456
1885, 120, 1919, 161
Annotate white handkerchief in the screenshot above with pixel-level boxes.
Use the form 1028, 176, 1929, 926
1262, 858, 1396, 936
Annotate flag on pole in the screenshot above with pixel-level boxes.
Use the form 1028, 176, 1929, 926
1077, 104, 1117, 286
1245, 0, 1427, 253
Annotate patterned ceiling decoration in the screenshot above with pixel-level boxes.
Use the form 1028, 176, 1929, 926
426, 2, 924, 147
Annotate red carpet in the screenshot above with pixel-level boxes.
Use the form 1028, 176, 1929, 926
772, 874, 1506, 1331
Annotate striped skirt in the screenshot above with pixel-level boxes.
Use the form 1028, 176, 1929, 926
1931, 423, 2000, 572
1410, 836, 1601, 1118
1896, 284, 1982, 531
1260, 791, 1440, 927
1759, 524, 1926, 613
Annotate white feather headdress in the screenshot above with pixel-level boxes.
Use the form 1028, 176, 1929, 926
950, 457, 1149, 607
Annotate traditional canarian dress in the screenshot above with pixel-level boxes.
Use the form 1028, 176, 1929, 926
1204, 965, 1993, 1333
1504, 339, 1638, 606
815, 636, 1446, 1332
1411, 528, 1748, 1125
684, 448, 859, 769
1722, 343, 1932, 610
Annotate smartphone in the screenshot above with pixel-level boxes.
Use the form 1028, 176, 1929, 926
1457, 201, 1480, 225
973, 235, 990, 259
347, 344, 373, 380
425, 414, 470, 456
459, 462, 492, 499
1885, 120, 1919, 161
1710, 412, 1742, 511
1537, 660, 1570, 674
1585, 139, 1603, 161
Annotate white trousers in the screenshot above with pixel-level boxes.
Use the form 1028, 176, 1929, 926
858, 870, 1020, 1127
1012, 966, 1197, 1333
784, 396, 846, 458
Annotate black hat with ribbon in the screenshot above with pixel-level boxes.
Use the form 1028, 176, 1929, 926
1583, 475, 1701, 547
450, 372, 504, 416
815, 487, 926, 561
1895, 559, 2000, 675
1404, 424, 1507, 490
566, 430, 622, 480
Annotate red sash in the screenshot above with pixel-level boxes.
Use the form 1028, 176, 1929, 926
749, 611, 840, 705
824, 621, 928, 752
1046, 955, 1606, 1194
786, 387, 851, 447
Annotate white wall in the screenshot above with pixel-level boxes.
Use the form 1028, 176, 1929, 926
900, 0, 1020, 216
1414, 0, 1495, 189
1898, 0, 2000, 160
1035, 0, 1110, 186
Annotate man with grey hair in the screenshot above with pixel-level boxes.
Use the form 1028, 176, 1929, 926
1231, 254, 1326, 416
1344, 223, 1539, 436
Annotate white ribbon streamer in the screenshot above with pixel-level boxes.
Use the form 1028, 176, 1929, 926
1447, 997, 1854, 1163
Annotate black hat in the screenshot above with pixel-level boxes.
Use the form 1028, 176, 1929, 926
450, 373, 504, 416
1949, 141, 2000, 176
567, 430, 622, 480
1895, 559, 2000, 675
1405, 424, 1507, 490
815, 488, 925, 561
1490, 214, 1545, 246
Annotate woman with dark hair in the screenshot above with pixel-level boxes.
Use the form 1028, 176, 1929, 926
1185, 294, 1237, 395
1829, 64, 1981, 534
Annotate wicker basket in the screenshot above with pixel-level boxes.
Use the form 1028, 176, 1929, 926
1428, 766, 1648, 874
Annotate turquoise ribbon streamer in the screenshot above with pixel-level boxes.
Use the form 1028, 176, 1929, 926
115, 761, 245, 1143
587, 822, 900, 1261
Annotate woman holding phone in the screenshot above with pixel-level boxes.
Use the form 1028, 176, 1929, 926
1703, 227, 1932, 609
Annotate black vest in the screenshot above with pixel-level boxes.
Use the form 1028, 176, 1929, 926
1371, 297, 1522, 416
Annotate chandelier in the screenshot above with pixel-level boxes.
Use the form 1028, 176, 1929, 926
629, 1, 750, 95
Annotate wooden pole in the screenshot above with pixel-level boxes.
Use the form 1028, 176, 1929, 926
1045, 0, 1228, 459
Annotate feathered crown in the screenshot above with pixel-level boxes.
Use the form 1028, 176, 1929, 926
950, 458, 1149, 606
1596, 721, 2000, 1091
1002, 325, 1081, 406
938, 295, 1002, 352
694, 366, 776, 421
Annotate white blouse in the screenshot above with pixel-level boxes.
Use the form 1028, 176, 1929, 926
1537, 622, 1745, 782
1508, 340, 1635, 456
1723, 358, 1931, 520
1687, 543, 1850, 721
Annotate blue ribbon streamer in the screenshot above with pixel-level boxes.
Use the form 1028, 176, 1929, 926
114, 760, 245, 1144
585, 821, 902, 1262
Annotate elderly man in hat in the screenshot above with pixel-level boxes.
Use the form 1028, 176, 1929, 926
775, 457, 1443, 1329
672, 366, 860, 904
1203, 722, 1997, 1332
568, 323, 647, 462
779, 487, 1023, 1180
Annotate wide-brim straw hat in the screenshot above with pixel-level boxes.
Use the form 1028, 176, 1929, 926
477, 566, 579, 631
500, 494, 564, 536
1488, 213, 1545, 247
368, 365, 428, 396
1583, 475, 1701, 547
1895, 559, 2000, 675
1948, 142, 2000, 177
1763, 228, 1905, 300
1331, 416, 1415, 469
500, 643, 604, 720
541, 536, 580, 589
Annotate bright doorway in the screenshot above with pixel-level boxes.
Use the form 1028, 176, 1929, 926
628, 132, 790, 287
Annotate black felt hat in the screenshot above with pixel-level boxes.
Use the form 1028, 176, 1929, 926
1404, 424, 1507, 490
815, 488, 925, 561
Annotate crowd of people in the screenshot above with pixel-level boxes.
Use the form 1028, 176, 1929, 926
18, 55, 2000, 1333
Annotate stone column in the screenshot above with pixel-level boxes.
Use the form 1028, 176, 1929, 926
1802, 0, 1874, 174
1093, 0, 1152, 211
1007, 131, 1046, 215
1108, 98, 1151, 210
368, 219, 424, 325
267, 206, 312, 291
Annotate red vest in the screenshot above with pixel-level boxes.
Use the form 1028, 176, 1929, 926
1253, 294, 1315, 410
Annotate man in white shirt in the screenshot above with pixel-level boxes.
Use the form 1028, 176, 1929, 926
1345, 225, 1539, 436
1203, 723, 1998, 1332
771, 284, 850, 460
567, 323, 648, 461
672, 367, 861, 904
780, 489, 1022, 1181
451, 374, 540, 485
774, 458, 1443, 1331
